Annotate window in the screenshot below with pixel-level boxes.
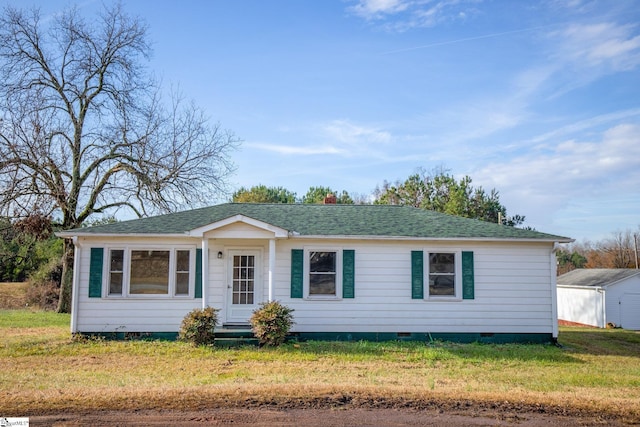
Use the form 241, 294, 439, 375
175, 250, 190, 295
411, 250, 474, 301
428, 253, 456, 297
109, 249, 124, 295
291, 248, 355, 299
309, 251, 337, 296
130, 250, 170, 294
106, 247, 194, 297
300, 248, 344, 299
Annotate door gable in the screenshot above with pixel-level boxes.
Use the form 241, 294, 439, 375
189, 214, 289, 238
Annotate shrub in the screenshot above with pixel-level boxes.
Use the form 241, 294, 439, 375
25, 280, 59, 310
250, 301, 294, 347
178, 306, 219, 346
26, 257, 63, 310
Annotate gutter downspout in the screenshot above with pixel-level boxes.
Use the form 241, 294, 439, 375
202, 238, 209, 309
70, 237, 80, 334
550, 243, 560, 340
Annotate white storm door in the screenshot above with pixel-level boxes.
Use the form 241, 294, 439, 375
226, 250, 262, 323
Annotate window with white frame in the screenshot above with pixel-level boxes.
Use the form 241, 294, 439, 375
305, 249, 342, 298
427, 252, 459, 298
107, 247, 194, 297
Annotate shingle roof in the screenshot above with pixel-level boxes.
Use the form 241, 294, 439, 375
61, 203, 572, 241
557, 269, 640, 287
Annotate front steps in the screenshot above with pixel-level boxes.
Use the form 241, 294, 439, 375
214, 325, 259, 347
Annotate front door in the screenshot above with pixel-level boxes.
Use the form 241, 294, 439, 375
226, 250, 261, 324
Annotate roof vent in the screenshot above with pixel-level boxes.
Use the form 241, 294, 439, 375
323, 193, 337, 204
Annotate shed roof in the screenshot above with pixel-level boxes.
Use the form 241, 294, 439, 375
59, 203, 572, 242
557, 269, 640, 288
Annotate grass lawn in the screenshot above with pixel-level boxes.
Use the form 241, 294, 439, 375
1, 309, 639, 422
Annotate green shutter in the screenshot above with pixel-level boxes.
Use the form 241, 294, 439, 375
195, 248, 203, 298
88, 247, 104, 298
342, 249, 355, 299
411, 250, 424, 299
291, 249, 304, 298
462, 251, 474, 300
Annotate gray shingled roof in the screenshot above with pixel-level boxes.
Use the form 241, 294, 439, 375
60, 203, 572, 241
557, 269, 640, 287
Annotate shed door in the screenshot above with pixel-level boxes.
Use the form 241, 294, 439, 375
226, 250, 261, 324
620, 293, 640, 330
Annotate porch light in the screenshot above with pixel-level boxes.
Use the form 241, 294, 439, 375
217, 251, 223, 259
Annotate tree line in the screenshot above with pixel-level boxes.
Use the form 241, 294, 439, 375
233, 168, 526, 226
557, 228, 640, 274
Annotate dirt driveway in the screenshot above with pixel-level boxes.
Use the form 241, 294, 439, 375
31, 407, 625, 426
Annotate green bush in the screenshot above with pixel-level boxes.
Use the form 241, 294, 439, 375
250, 301, 294, 347
178, 306, 219, 346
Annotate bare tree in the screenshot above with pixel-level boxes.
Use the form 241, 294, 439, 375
0, 4, 239, 312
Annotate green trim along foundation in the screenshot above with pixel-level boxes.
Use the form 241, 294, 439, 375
75, 331, 554, 345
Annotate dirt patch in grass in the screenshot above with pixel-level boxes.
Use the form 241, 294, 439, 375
30, 406, 630, 427
25, 393, 634, 427
0, 282, 28, 309
8, 386, 639, 425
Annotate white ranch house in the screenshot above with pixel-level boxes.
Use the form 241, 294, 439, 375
557, 269, 640, 330
58, 203, 572, 343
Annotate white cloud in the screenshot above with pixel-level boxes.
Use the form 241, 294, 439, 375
347, 0, 480, 31
473, 122, 640, 234
348, 0, 410, 20
552, 22, 640, 71
247, 142, 346, 156
247, 119, 392, 158
322, 119, 392, 145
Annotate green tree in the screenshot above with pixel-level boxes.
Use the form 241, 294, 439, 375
374, 168, 525, 226
301, 186, 354, 204
0, 4, 238, 312
556, 248, 588, 275
0, 213, 61, 282
232, 185, 296, 203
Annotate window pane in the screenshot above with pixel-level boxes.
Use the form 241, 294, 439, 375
176, 250, 190, 272
130, 250, 169, 294
109, 273, 123, 295
176, 272, 189, 295
310, 252, 336, 273
309, 273, 336, 295
429, 253, 455, 273
110, 250, 124, 272
109, 250, 124, 295
429, 275, 455, 296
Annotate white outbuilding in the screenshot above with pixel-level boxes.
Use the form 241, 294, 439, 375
557, 269, 640, 329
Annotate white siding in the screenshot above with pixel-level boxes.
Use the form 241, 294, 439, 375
73, 234, 557, 336
74, 236, 203, 333
276, 239, 556, 335
603, 276, 640, 329
557, 286, 604, 327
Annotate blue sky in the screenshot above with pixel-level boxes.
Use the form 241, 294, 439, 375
6, 0, 640, 242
